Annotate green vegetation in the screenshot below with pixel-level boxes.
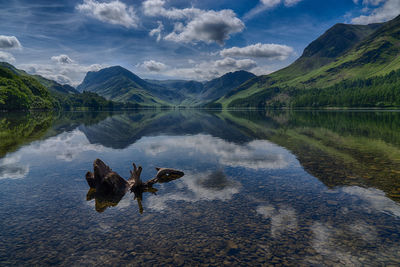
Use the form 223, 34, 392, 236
0, 111, 119, 157
78, 66, 256, 106
0, 66, 53, 110
77, 66, 174, 106
216, 15, 400, 108
292, 69, 400, 107
0, 112, 53, 157
0, 62, 132, 111
220, 110, 400, 201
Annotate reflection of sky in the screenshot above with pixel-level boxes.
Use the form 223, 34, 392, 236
0, 131, 293, 181
256, 204, 298, 238
342, 186, 400, 218
137, 134, 293, 170
0, 129, 104, 180
1, 116, 400, 265
0, 155, 29, 180
146, 170, 241, 212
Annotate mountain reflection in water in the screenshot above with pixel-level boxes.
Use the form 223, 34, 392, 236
0, 109, 399, 266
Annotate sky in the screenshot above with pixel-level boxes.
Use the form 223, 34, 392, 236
0, 0, 399, 86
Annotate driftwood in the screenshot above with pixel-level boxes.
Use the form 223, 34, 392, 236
85, 159, 184, 213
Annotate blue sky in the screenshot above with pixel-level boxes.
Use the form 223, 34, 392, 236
0, 0, 399, 85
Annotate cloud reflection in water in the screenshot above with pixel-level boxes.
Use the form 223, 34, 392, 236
139, 134, 291, 170
146, 170, 241, 211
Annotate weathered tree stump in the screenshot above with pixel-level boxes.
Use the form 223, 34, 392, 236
85, 159, 184, 213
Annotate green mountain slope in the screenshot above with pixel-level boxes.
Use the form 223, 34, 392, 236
0, 63, 54, 110
77, 66, 178, 106
0, 62, 124, 111
201, 71, 256, 101
147, 70, 255, 105
217, 15, 400, 108
79, 66, 256, 106
145, 79, 204, 96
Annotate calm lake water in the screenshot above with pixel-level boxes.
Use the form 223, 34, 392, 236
1, 110, 400, 266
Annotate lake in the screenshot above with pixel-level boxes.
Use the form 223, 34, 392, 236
0, 109, 400, 266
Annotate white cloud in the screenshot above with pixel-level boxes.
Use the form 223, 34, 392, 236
143, 0, 244, 45
352, 0, 400, 24
283, 0, 303, 7
51, 54, 74, 64
220, 43, 294, 60
161, 57, 257, 80
0, 35, 22, 49
245, 0, 303, 20
141, 60, 167, 72
0, 51, 16, 63
261, 0, 281, 8
76, 0, 139, 28
164, 9, 244, 45
214, 57, 257, 70
360, 0, 386, 5
142, 0, 200, 19
149, 21, 164, 42
138, 57, 258, 80
20, 61, 105, 86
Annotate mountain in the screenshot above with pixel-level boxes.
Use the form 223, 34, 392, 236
0, 62, 54, 110
201, 71, 256, 101
0, 62, 125, 111
147, 70, 256, 104
215, 15, 400, 108
145, 79, 204, 96
0, 62, 78, 95
77, 66, 184, 106
78, 66, 256, 106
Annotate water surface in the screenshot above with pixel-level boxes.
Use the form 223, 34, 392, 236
0, 110, 400, 266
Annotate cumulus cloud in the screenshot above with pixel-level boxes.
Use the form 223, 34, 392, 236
0, 35, 22, 49
20, 61, 105, 86
76, 0, 139, 28
141, 60, 167, 72
220, 43, 294, 60
160, 57, 258, 80
149, 21, 164, 42
352, 0, 400, 24
245, 0, 303, 20
164, 10, 244, 45
142, 0, 200, 19
51, 54, 74, 64
137, 57, 259, 80
0, 51, 16, 63
143, 0, 244, 45
214, 57, 257, 70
